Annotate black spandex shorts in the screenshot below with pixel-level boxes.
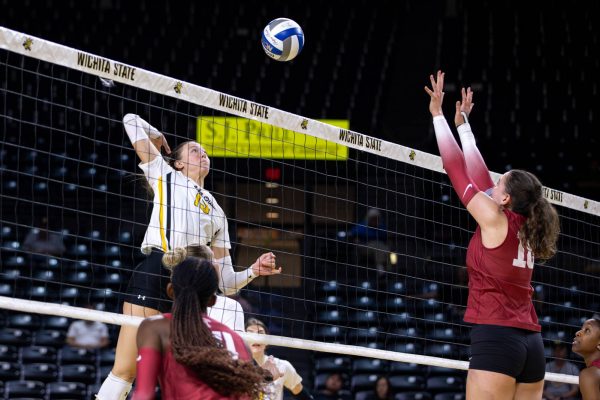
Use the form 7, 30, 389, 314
469, 324, 545, 383
123, 249, 173, 313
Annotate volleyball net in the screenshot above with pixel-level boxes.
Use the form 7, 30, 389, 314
1, 27, 599, 386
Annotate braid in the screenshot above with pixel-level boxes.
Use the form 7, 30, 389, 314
170, 258, 269, 397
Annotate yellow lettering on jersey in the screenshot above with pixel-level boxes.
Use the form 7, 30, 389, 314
157, 176, 168, 252
194, 192, 201, 207
199, 198, 210, 214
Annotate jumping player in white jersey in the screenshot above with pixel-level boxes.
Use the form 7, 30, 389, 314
96, 114, 282, 400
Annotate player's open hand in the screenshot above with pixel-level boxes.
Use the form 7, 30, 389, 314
424, 70, 445, 117
252, 252, 282, 276
454, 87, 474, 127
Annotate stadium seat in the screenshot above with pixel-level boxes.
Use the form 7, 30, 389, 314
389, 375, 426, 391
27, 285, 59, 301
99, 272, 124, 289
391, 342, 424, 355
352, 358, 389, 374
0, 283, 16, 297
32, 269, 58, 282
351, 374, 379, 392
60, 347, 96, 364
355, 390, 377, 400
349, 310, 378, 325
22, 363, 59, 382
389, 362, 427, 375
387, 281, 406, 295
60, 364, 97, 384
313, 326, 347, 341
318, 310, 343, 323
0, 361, 21, 380
4, 380, 46, 399
0, 345, 18, 362
394, 391, 432, 400
0, 328, 32, 346
433, 393, 465, 400
46, 382, 87, 400
21, 346, 58, 363
33, 330, 66, 347
315, 356, 351, 373
424, 343, 458, 358
321, 280, 340, 294
42, 316, 70, 330
349, 327, 380, 343
65, 271, 92, 285
427, 375, 464, 394
386, 297, 407, 312
7, 313, 42, 330
349, 295, 377, 308
385, 312, 415, 327
99, 348, 116, 365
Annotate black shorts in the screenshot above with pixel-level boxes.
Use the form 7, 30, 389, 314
123, 250, 173, 313
469, 324, 545, 383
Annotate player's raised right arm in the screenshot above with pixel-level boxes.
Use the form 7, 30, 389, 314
454, 88, 495, 193
123, 113, 164, 164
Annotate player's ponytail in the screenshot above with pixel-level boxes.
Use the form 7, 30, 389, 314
170, 258, 270, 397
162, 244, 214, 271
506, 170, 560, 261
161, 247, 187, 270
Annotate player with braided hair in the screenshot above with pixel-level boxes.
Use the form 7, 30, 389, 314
132, 256, 271, 399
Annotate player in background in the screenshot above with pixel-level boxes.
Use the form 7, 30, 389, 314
572, 316, 600, 399
425, 70, 560, 399
132, 256, 270, 399
97, 114, 282, 399
245, 318, 313, 400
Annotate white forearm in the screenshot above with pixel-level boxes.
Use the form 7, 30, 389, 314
123, 114, 161, 145
215, 256, 256, 295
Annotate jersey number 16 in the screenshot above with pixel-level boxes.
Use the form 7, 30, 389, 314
513, 240, 534, 269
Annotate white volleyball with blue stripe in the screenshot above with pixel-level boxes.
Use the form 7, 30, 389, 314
261, 18, 304, 62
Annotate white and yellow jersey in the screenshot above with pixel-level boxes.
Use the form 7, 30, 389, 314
139, 156, 230, 253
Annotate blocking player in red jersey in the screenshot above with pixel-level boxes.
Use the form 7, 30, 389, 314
572, 316, 600, 399
425, 70, 560, 399
132, 256, 270, 400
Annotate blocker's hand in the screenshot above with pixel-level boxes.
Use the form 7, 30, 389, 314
251, 252, 282, 276
424, 70, 446, 117
454, 87, 474, 127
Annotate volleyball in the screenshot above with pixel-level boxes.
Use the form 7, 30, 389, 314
261, 18, 304, 62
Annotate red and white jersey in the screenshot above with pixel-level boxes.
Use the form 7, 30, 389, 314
139, 157, 230, 253
464, 209, 541, 332
158, 314, 251, 400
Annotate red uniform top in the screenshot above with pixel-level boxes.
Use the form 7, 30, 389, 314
591, 359, 600, 368
137, 314, 251, 400
464, 209, 541, 332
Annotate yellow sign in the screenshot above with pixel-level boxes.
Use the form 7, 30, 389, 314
196, 117, 349, 160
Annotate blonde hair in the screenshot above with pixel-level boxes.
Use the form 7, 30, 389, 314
162, 245, 213, 270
